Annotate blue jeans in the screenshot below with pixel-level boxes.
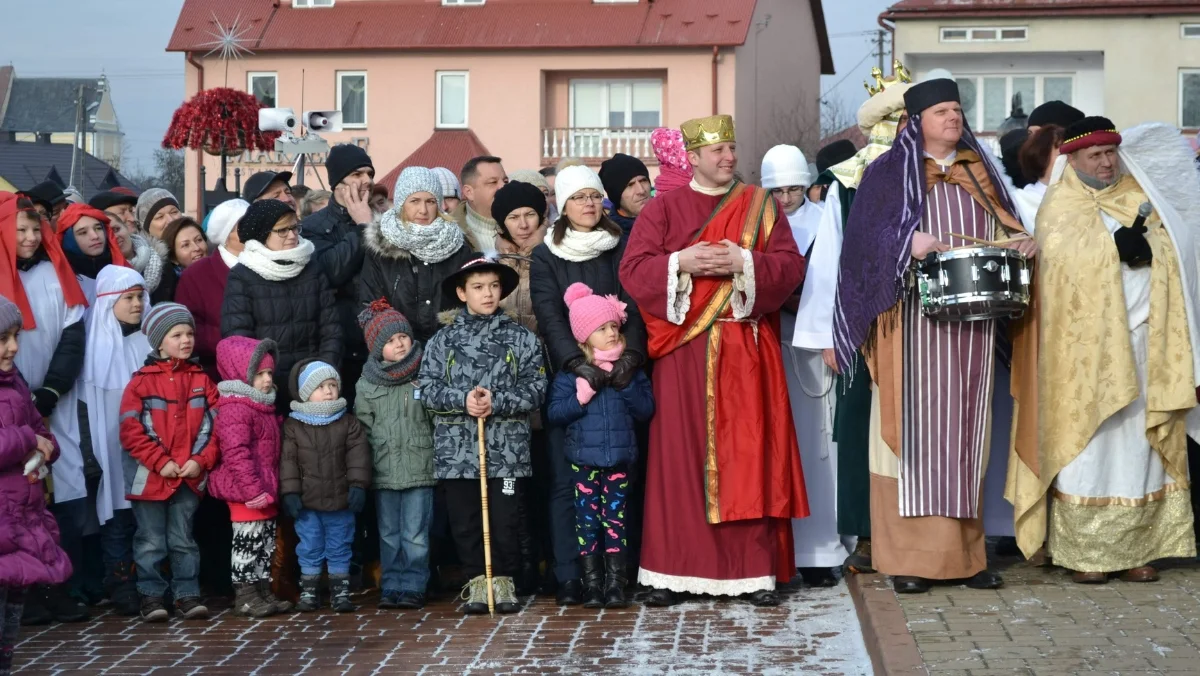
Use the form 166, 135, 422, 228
131, 488, 201, 599
376, 488, 433, 594
294, 509, 356, 576
100, 508, 137, 589
546, 424, 581, 582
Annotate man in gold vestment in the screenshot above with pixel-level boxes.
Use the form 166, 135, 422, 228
1021, 117, 1200, 583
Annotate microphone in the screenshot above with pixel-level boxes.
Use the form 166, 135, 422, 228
1131, 201, 1152, 231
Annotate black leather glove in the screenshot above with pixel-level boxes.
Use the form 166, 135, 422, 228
607, 352, 644, 391
347, 486, 367, 514
282, 494, 304, 519
1113, 224, 1153, 267
32, 388, 59, 418
568, 357, 609, 391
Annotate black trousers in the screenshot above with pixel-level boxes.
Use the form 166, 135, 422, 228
440, 478, 522, 579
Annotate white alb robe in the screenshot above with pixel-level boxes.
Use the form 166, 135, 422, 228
14, 262, 87, 503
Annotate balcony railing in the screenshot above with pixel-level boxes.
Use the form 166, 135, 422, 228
542, 127, 656, 162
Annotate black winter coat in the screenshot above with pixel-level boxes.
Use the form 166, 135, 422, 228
300, 201, 368, 359
357, 220, 476, 344
220, 262, 344, 410
529, 236, 647, 372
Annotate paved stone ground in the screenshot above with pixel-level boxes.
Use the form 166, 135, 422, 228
894, 555, 1200, 675
12, 584, 871, 675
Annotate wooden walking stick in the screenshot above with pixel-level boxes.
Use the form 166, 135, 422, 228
478, 416, 496, 617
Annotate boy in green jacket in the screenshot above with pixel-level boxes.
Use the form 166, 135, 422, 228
355, 300, 434, 611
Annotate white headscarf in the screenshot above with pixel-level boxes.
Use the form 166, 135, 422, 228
81, 265, 152, 523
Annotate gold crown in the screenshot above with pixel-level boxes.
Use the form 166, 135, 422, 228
680, 115, 736, 151
864, 60, 913, 97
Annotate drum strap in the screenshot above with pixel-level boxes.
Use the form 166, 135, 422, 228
963, 168, 1005, 233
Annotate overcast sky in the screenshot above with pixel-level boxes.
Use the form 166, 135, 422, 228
0, 0, 894, 173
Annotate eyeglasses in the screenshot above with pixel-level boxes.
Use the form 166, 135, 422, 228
271, 224, 301, 236
770, 186, 805, 198
568, 192, 604, 205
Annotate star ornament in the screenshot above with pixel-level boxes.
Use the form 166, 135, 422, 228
201, 12, 255, 61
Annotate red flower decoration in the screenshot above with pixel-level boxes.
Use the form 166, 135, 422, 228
162, 87, 280, 156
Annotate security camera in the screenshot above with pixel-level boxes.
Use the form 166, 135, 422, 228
303, 110, 343, 133
258, 107, 297, 133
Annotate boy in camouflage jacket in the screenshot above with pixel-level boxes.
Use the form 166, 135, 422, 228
420, 257, 546, 615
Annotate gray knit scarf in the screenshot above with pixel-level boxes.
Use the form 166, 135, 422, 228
378, 213, 464, 265
288, 397, 347, 425
217, 380, 277, 407
128, 234, 165, 293
361, 342, 423, 387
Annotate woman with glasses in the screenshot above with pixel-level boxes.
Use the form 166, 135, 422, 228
222, 199, 343, 410
529, 164, 647, 606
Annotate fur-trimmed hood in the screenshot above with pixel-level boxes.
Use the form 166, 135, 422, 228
437, 307, 520, 326
362, 212, 411, 260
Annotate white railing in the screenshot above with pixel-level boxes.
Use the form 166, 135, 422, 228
542, 127, 656, 161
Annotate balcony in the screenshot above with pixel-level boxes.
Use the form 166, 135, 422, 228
542, 127, 656, 163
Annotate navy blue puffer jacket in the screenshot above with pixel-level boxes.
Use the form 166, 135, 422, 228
546, 369, 654, 468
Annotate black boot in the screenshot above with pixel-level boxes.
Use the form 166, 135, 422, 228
20, 587, 52, 626
556, 579, 583, 606
296, 574, 321, 612
45, 584, 89, 623
603, 552, 629, 609
643, 587, 676, 607
579, 555, 604, 609
799, 567, 839, 588
330, 574, 356, 613
893, 575, 932, 594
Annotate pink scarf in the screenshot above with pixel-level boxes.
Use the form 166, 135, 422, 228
576, 344, 625, 405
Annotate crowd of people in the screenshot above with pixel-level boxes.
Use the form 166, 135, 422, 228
2, 58, 1200, 675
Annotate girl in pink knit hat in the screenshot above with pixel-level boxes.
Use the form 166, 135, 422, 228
546, 282, 654, 610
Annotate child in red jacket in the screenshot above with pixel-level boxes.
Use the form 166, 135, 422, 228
119, 303, 219, 623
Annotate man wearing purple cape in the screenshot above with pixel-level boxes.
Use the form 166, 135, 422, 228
833, 79, 1038, 594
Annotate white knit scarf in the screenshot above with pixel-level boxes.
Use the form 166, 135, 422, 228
544, 226, 621, 263
379, 211, 465, 264
128, 234, 165, 293
464, 204, 500, 250
237, 237, 315, 282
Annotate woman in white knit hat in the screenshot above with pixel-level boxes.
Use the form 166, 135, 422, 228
528, 164, 649, 606
359, 167, 476, 342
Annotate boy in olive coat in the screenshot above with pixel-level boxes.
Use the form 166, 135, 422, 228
355, 300, 434, 610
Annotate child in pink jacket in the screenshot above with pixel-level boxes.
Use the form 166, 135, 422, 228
207, 336, 290, 618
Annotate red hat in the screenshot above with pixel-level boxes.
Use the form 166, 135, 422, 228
0, 193, 89, 329
56, 203, 128, 268
1059, 116, 1122, 155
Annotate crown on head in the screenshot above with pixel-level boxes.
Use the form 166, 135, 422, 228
680, 115, 736, 152
865, 60, 913, 97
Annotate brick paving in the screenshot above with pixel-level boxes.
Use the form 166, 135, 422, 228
12, 584, 871, 675
891, 555, 1200, 675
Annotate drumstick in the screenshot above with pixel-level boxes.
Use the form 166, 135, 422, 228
949, 232, 1031, 247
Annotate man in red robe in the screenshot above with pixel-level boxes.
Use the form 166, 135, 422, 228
619, 115, 809, 607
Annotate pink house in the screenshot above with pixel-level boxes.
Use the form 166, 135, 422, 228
167, 0, 833, 208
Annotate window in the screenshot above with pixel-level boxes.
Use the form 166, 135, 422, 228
436, 71, 469, 129
569, 79, 662, 129
940, 26, 1027, 42
1183, 24, 1200, 38
1181, 71, 1200, 128
337, 71, 367, 128
293, 0, 334, 6
442, 0, 485, 5
247, 72, 277, 108
955, 74, 1074, 132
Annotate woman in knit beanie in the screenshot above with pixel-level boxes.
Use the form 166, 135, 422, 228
222, 199, 343, 411
545, 282, 654, 610
359, 167, 475, 343
353, 300, 436, 610
135, 188, 181, 239
0, 293, 73, 672
492, 180, 547, 333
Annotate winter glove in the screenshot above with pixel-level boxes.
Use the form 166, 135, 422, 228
1113, 224, 1152, 268
32, 387, 59, 418
607, 352, 644, 391
568, 357, 609, 391
576, 377, 597, 406
347, 486, 367, 514
282, 494, 303, 519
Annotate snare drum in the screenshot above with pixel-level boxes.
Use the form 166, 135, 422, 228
915, 246, 1030, 321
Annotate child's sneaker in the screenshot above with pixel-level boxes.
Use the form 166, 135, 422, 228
233, 583, 275, 618
493, 577, 520, 614
139, 596, 169, 623
330, 574, 355, 613
459, 575, 489, 615
296, 575, 321, 612
175, 597, 209, 620
257, 580, 293, 613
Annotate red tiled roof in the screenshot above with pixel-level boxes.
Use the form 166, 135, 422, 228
883, 0, 1200, 20
819, 125, 867, 153
168, 0, 760, 52
376, 129, 491, 196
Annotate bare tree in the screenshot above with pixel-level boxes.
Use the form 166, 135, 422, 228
820, 96, 858, 140
761, 101, 823, 159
